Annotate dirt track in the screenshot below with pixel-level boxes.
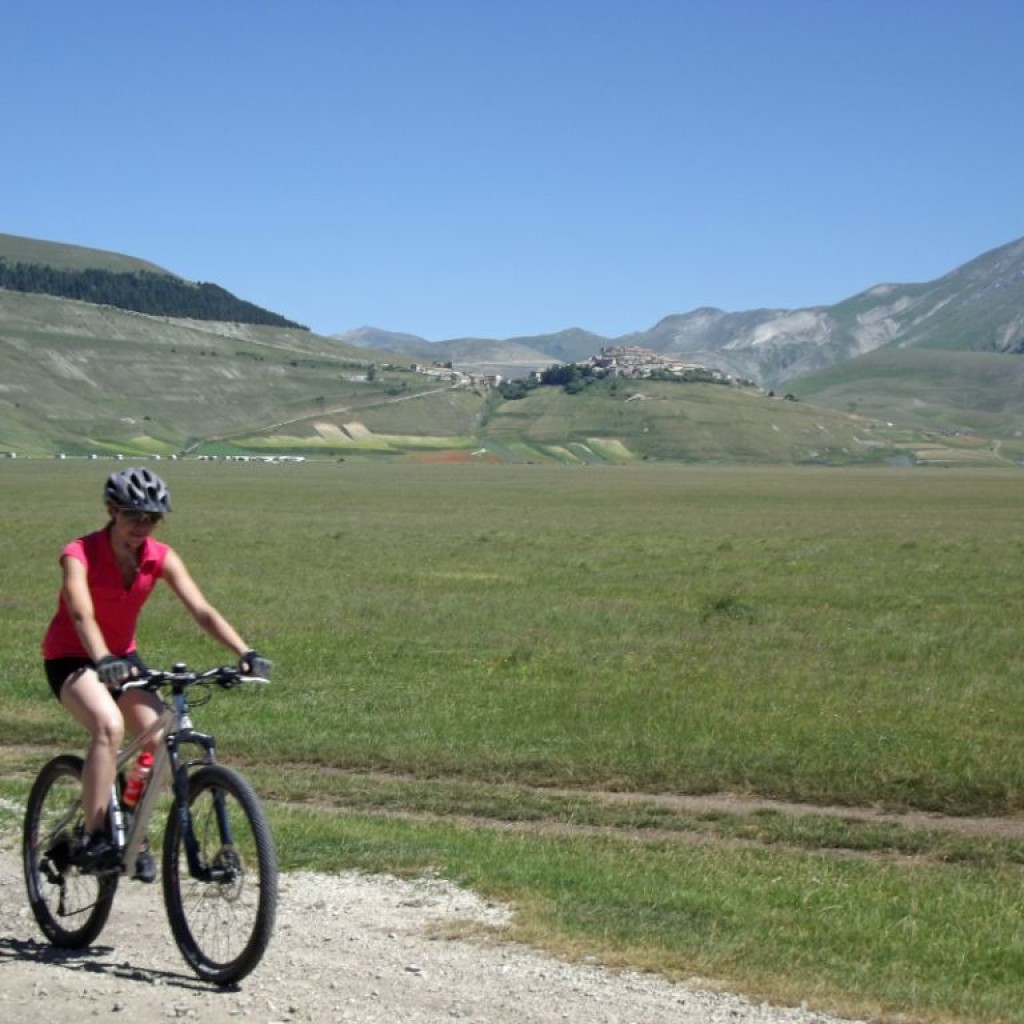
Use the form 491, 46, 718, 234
0, 841, 865, 1024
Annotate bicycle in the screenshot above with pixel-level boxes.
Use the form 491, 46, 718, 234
22, 662, 278, 986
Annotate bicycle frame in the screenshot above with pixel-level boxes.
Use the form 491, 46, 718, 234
114, 680, 222, 879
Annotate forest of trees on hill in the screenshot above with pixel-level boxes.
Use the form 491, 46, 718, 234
0, 260, 307, 329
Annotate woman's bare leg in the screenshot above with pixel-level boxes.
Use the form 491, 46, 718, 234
59, 668, 124, 834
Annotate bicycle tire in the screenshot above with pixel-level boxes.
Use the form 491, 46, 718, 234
161, 764, 278, 986
22, 754, 119, 948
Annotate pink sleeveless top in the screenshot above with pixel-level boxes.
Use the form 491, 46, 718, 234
42, 526, 169, 660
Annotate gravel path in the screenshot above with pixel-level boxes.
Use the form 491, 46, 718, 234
0, 843, 864, 1024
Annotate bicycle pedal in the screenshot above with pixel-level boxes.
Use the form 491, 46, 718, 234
41, 858, 64, 885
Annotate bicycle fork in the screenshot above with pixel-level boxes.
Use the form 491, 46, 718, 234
168, 727, 240, 884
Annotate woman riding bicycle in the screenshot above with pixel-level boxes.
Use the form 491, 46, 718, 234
41, 466, 271, 880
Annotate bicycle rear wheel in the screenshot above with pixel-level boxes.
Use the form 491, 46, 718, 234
162, 764, 277, 986
22, 755, 119, 947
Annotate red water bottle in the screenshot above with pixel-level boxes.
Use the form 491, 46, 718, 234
123, 751, 154, 808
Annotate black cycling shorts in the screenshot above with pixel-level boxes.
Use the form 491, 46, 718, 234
44, 652, 148, 701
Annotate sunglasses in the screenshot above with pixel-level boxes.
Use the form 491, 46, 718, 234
117, 508, 163, 525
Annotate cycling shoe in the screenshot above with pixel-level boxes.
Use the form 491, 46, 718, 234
133, 840, 157, 883
71, 833, 120, 873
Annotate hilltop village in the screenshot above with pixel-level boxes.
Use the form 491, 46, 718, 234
412, 345, 759, 391
568, 346, 757, 386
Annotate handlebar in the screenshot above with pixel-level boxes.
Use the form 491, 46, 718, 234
117, 663, 271, 696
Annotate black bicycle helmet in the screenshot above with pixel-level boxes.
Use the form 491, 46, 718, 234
104, 466, 172, 514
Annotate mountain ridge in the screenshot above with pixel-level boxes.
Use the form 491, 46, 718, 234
330, 235, 1024, 389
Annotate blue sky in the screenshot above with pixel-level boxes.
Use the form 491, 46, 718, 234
4, 1, 1022, 340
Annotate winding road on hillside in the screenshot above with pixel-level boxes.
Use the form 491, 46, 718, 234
184, 384, 458, 452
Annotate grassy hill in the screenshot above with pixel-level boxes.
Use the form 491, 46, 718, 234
479, 378, 908, 464
0, 232, 304, 327
0, 289, 429, 456
0, 232, 173, 275
790, 348, 1024, 460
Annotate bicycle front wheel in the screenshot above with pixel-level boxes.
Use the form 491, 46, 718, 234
22, 755, 119, 948
162, 764, 278, 986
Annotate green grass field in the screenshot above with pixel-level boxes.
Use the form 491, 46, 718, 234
1, 459, 1022, 1023
482, 378, 900, 464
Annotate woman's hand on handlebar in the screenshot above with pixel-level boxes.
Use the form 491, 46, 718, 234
238, 649, 272, 679
96, 655, 137, 688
